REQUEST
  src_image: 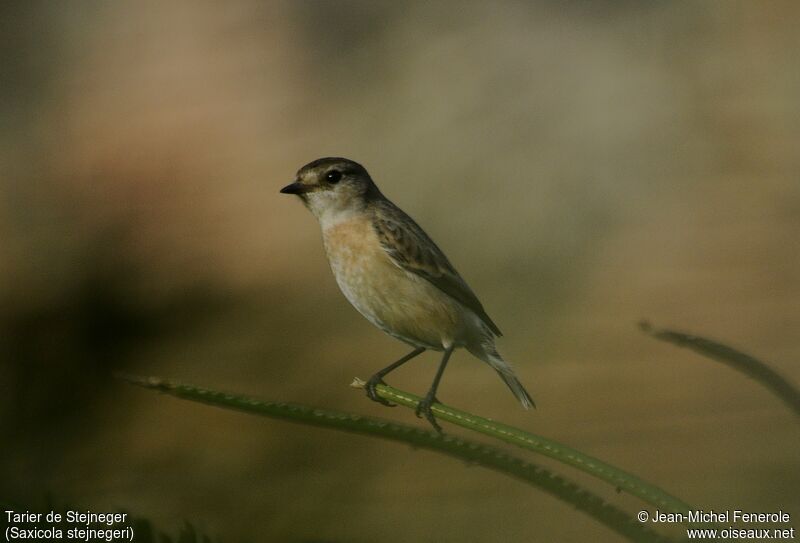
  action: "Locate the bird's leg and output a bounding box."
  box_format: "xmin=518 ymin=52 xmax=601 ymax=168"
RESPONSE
xmin=415 ymin=346 xmax=454 ymax=434
xmin=365 ymin=347 xmax=425 ymax=406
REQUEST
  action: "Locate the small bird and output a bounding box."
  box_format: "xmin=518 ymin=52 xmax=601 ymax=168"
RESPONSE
xmin=281 ymin=157 xmax=534 ymax=432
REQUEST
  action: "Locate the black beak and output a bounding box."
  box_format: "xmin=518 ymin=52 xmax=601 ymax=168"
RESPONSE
xmin=279 ymin=181 xmax=308 ymax=194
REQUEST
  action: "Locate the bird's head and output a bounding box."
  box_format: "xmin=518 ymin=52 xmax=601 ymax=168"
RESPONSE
xmin=280 ymin=157 xmax=381 ymax=223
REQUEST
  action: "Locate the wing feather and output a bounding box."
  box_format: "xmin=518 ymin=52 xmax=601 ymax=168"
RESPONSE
xmin=371 ymin=200 xmax=502 ymax=336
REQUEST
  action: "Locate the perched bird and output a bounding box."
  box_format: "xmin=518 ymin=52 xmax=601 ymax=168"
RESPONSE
xmin=281 ymin=157 xmax=534 ymax=432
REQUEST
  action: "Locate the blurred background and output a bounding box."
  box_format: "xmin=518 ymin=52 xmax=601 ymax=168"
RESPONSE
xmin=2 ymin=1 xmax=798 ymax=541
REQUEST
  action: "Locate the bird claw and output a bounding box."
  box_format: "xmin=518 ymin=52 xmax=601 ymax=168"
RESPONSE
xmin=415 ymin=396 xmax=443 ymax=434
xmin=365 ymin=375 xmax=396 ymax=407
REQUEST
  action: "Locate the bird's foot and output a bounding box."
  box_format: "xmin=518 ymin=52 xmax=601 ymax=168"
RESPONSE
xmin=415 ymin=395 xmax=443 ymax=434
xmin=364 ymin=374 xmax=396 ymax=407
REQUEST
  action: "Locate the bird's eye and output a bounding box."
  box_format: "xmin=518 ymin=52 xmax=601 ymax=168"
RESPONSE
xmin=326 ymin=170 xmax=342 ymax=184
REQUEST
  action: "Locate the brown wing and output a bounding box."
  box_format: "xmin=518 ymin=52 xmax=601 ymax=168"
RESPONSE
xmin=371 ymin=200 xmax=502 ymax=337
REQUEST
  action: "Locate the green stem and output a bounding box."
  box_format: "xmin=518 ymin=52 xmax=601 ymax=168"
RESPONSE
xmin=640 ymin=321 xmax=800 ymax=418
xmin=121 ymin=375 xmax=675 ymax=543
xmin=354 ymin=379 xmax=692 ymax=516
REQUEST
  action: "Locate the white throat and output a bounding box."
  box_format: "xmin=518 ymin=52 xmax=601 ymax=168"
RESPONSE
xmin=304 ymin=191 xmax=366 ymax=230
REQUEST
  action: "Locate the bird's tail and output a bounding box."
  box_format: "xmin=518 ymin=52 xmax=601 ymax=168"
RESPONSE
xmin=496 ymin=370 xmax=536 ymax=409
xmin=469 ymin=344 xmax=535 ymax=409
